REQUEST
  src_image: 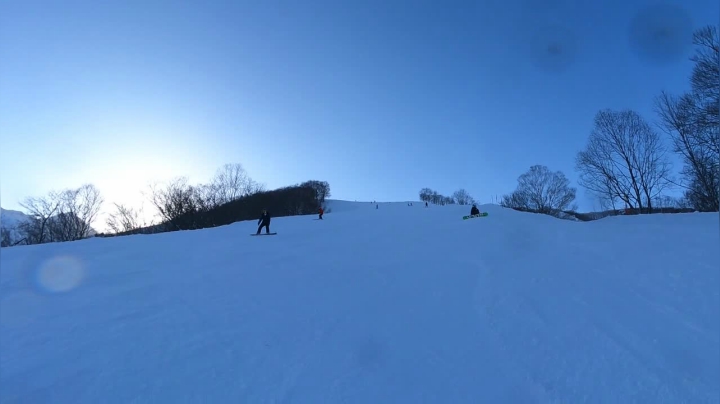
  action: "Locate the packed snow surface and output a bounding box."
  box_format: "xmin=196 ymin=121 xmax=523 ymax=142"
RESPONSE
xmin=1 ymin=201 xmax=718 ymax=403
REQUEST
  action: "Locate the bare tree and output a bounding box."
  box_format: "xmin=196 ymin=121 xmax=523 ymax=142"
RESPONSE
xmin=1 ymin=226 xmax=12 ymax=247
xmin=502 ymin=165 xmax=577 ymax=214
xmin=148 ymin=177 xmax=193 ymax=229
xmin=653 ymin=195 xmax=683 ymax=211
xmin=18 ymin=194 xmax=61 ymax=244
xmin=419 ymin=187 xmax=462 ymax=205
xmin=248 ymin=181 xmax=265 ymax=195
xmin=196 ymin=183 xmax=224 ymax=210
xmin=576 ymin=109 xmax=672 ymax=213
xmin=210 ymin=163 xmax=264 ymax=205
xmin=300 ymin=180 xmax=331 ymax=206
xmin=501 ymin=190 xmax=530 ymax=210
xmin=45 ymin=184 xmax=104 ymax=241
xmin=106 ymin=203 xmax=147 ymax=234
xmin=14 ymin=185 xmax=102 ymax=244
xmin=656 ymin=92 xmax=719 ymax=211
xmin=689 ymin=26 xmax=719 ymax=133
xmin=593 ymin=175 xmax=621 ymax=211
xmin=452 ymin=189 xmax=475 ymax=205
xmin=147 ymin=177 xmax=213 ymax=230
xmin=419 ymin=188 xmax=434 ymax=202
xmin=654 ymin=25 xmax=719 ymax=212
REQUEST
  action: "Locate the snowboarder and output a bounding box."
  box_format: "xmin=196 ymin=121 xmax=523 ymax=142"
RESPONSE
xmin=256 ymin=209 xmax=271 ymax=234
xmin=318 ymin=207 xmax=324 ymax=220
xmin=470 ymin=205 xmax=480 ymax=216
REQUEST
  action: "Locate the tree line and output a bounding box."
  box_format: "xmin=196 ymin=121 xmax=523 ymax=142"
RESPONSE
xmin=1 ymin=184 xmax=104 ymax=246
xmin=1 ymin=163 xmax=331 ymax=246
xmin=418 ymin=188 xmax=475 ymax=206
xmin=501 ymin=25 xmax=718 ymax=217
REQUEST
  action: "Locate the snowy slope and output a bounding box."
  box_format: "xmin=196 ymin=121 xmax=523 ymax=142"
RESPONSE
xmin=1 ymin=202 xmax=718 ymax=402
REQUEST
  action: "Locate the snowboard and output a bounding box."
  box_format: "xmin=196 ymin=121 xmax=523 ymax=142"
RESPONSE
xmin=463 ymin=212 xmax=488 ymax=220
xmin=251 ymin=233 xmax=277 ymax=236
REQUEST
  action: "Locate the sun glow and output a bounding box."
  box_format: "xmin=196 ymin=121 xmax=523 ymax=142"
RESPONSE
xmin=75 ymin=125 xmax=215 ymax=232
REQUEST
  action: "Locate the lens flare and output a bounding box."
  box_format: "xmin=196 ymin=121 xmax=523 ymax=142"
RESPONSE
xmin=36 ymin=255 xmax=85 ymax=293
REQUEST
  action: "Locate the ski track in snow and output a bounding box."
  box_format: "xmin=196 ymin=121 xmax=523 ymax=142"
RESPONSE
xmin=1 ymin=201 xmax=718 ymax=403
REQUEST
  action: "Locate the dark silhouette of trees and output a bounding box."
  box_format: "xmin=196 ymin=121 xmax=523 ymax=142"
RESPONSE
xmin=452 ymin=189 xmax=475 ymax=205
xmin=106 ymin=203 xmax=149 ymax=234
xmin=419 ymin=187 xmax=474 ymax=205
xmin=208 ymin=163 xmax=265 ymax=206
xmin=654 ymin=26 xmax=719 ymax=212
xmin=300 ymin=180 xmax=331 ymax=207
xmin=502 ymin=165 xmax=577 ymax=214
xmin=15 ymin=184 xmax=103 ymax=244
xmin=576 ymin=109 xmax=672 ymax=213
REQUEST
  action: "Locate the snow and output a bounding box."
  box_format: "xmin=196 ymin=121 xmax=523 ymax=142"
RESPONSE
xmin=1 ymin=201 xmax=718 ymax=402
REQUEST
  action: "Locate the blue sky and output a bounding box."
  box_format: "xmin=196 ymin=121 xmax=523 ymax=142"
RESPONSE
xmin=1 ymin=0 xmax=717 ymax=218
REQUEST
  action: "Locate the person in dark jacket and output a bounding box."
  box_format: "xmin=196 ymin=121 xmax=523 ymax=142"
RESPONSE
xmin=470 ymin=205 xmax=480 ymax=216
xmin=257 ymin=209 xmax=271 ymax=234
xmin=318 ymin=207 xmax=324 ymax=220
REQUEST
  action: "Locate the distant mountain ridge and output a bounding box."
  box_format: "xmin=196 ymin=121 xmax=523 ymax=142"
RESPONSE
xmin=0 ymin=208 xmax=29 ymax=228
xmin=1 ymin=207 xmax=98 ymax=247
xmin=1 ymin=208 xmax=30 ymax=246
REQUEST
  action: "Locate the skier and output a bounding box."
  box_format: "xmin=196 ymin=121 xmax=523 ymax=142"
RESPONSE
xmin=256 ymin=209 xmax=271 ymax=234
xmin=470 ymin=204 xmax=480 ymax=216
xmin=425 ymin=201 xmax=428 ymax=208
xmin=318 ymin=207 xmax=324 ymax=220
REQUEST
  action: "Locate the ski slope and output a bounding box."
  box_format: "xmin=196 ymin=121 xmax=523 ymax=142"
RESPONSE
xmin=1 ymin=201 xmax=718 ymax=403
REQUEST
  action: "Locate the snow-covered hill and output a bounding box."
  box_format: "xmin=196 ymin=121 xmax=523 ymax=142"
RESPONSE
xmin=0 ymin=207 xmax=29 ymax=229
xmin=1 ymin=201 xmax=718 ymax=402
xmin=1 ymin=208 xmax=29 ymax=245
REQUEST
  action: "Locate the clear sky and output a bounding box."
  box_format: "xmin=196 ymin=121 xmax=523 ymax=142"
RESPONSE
xmin=1 ymin=0 xmax=718 ymax=221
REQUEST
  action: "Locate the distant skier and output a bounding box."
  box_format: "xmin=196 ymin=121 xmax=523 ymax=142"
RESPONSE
xmin=256 ymin=209 xmax=271 ymax=234
xmin=318 ymin=207 xmax=324 ymax=220
xmin=470 ymin=205 xmax=480 ymax=216
xmin=425 ymin=202 xmax=428 ymax=208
